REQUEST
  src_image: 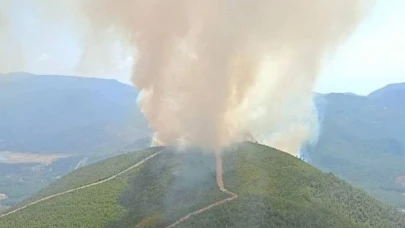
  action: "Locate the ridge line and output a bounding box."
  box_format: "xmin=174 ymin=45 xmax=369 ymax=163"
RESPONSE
xmin=0 ymin=151 xmax=162 ymax=218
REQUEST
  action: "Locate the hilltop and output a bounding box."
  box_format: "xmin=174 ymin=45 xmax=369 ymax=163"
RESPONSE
xmin=0 ymin=143 xmax=403 ymax=228
xmin=309 ymin=82 xmax=405 ymax=208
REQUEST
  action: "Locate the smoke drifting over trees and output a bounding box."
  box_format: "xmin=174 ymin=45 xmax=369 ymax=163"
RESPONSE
xmin=1 ymin=0 xmax=372 ymax=155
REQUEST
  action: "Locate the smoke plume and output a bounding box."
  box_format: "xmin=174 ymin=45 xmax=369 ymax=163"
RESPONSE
xmin=0 ymin=0 xmax=23 ymax=73
xmin=74 ymin=0 xmax=371 ymax=155
xmin=1 ymin=1 xmax=372 ymax=155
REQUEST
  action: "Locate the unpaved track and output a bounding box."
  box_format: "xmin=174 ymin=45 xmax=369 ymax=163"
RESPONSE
xmin=0 ymin=152 xmax=162 ymax=219
xmin=74 ymin=157 xmax=88 ymax=170
xmin=166 ymin=150 xmax=239 ymax=228
xmin=1 ymin=149 xmax=238 ymax=226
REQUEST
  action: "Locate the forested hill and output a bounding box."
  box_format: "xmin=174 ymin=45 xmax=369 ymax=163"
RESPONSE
xmin=0 ymin=73 xmax=152 ymax=208
xmin=309 ymin=82 xmax=405 ymax=209
xmin=1 ymin=143 xmax=404 ymax=228
xmin=0 ymin=72 xmax=150 ymax=154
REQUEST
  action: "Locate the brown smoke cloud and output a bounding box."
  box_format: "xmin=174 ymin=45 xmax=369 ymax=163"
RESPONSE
xmin=1 ymin=0 xmax=372 ymax=155
xmin=74 ymin=0 xmax=371 ymax=155
xmin=0 ymin=0 xmax=23 ymax=73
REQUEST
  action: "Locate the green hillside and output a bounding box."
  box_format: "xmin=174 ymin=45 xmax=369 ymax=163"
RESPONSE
xmin=0 ymin=72 xmax=150 ymax=208
xmin=309 ymin=89 xmax=405 ymax=209
xmin=1 ymin=143 xmax=404 ymax=228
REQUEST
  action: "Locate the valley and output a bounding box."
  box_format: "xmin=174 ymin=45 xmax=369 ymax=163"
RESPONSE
xmin=0 ymin=155 xmax=90 ymax=207
xmin=0 ymin=151 xmax=161 ymax=218
xmin=0 ymin=147 xmax=241 ymax=227
xmin=0 ymin=73 xmax=150 ymax=207
xmin=309 ymin=84 xmax=405 ymax=208
xmin=0 ymin=151 xmax=71 ymax=165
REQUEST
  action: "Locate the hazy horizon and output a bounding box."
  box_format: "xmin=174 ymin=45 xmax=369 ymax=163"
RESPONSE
xmin=1 ymin=1 xmax=404 ymax=96
xmin=0 ymin=71 xmax=401 ymax=97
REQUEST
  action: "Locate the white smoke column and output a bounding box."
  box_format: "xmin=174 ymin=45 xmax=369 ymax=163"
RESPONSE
xmin=0 ymin=0 xmax=23 ymax=73
xmin=74 ymin=0 xmax=372 ymax=155
xmin=1 ymin=1 xmax=372 ymax=154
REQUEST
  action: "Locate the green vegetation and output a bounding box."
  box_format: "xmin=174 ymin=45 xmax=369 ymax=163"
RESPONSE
xmin=310 ymin=90 xmax=405 ymax=208
xmin=0 ymin=73 xmax=151 ymax=207
xmin=0 ymin=137 xmax=152 ymax=208
xmin=108 ymin=149 xmax=227 ymax=227
xmin=225 ymin=143 xmax=404 ymax=227
xmin=23 ymin=147 xmax=161 ymax=204
xmin=179 ymin=143 xmax=405 ymax=228
xmin=1 ymin=143 xmax=404 ymax=228
xmin=1 ymin=176 xmax=127 ymax=228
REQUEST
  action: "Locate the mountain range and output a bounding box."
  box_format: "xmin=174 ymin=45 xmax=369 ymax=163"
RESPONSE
xmin=0 ymin=72 xmax=149 ymax=154
xmin=1 ymin=72 xmax=405 ymax=219
xmin=0 ymin=73 xmax=150 ymax=207
xmin=309 ymin=82 xmax=405 ymax=209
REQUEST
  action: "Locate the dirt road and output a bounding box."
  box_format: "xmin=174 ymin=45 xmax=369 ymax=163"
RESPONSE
xmin=0 ymin=152 xmax=162 ymax=219
xmin=166 ymin=150 xmax=238 ymax=228
xmin=1 ymin=148 xmax=238 ymax=227
xmin=74 ymin=157 xmax=88 ymax=170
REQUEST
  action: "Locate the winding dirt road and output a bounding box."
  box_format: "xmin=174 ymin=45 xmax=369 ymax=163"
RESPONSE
xmin=166 ymin=150 xmax=239 ymax=228
xmin=1 ymin=148 xmax=238 ymax=227
xmin=0 ymin=152 xmax=162 ymax=219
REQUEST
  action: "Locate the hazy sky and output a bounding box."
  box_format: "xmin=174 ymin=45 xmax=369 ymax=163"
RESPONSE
xmin=316 ymin=0 xmax=405 ymax=95
xmin=2 ymin=0 xmax=404 ymax=95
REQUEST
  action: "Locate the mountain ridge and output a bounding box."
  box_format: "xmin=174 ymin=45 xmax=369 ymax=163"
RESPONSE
xmin=0 ymin=72 xmax=149 ymax=154
xmin=308 ymin=82 xmax=405 ymax=209
xmin=0 ymin=72 xmax=150 ymax=207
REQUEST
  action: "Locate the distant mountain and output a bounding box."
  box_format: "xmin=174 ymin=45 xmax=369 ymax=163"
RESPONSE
xmin=369 ymin=83 xmax=405 ymax=107
xmin=1 ymin=143 xmax=404 ymax=228
xmin=0 ymin=73 xmax=151 ymax=207
xmin=0 ymin=72 xmax=150 ymax=154
xmin=309 ymin=82 xmax=405 ymax=209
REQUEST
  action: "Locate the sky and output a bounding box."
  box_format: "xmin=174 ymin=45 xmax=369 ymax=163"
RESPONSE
xmin=316 ymin=0 xmax=405 ymax=95
xmin=1 ymin=0 xmax=404 ymax=95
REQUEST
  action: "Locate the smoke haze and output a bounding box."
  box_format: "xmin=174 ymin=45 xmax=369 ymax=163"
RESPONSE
xmin=1 ymin=0 xmax=372 ymax=155
xmin=0 ymin=0 xmax=22 ymax=73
